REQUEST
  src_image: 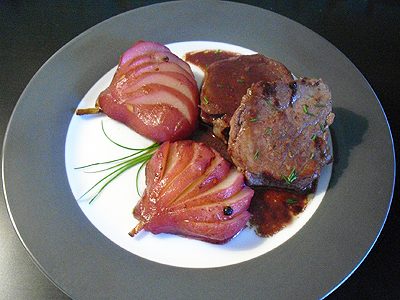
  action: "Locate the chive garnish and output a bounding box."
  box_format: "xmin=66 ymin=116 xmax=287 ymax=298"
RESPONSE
xmin=237 ymin=78 xmax=245 ymax=83
xmin=249 ymin=117 xmax=258 ymax=122
xmin=254 ymin=149 xmax=260 ymax=160
xmin=76 ymin=121 xmax=159 ymax=203
xmin=286 ymin=198 xmax=298 ymax=205
xmin=311 ymin=134 xmax=317 ymax=141
xmin=135 ymin=160 xmax=148 ymax=197
xmin=302 ymin=104 xmax=314 ymax=116
xmin=282 ymin=167 xmax=297 ymax=184
xmin=203 ymin=96 xmax=209 ymax=104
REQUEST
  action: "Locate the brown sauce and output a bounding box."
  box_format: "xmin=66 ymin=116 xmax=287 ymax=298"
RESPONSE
xmin=185 ymin=49 xmax=292 ymax=123
xmin=191 ymin=122 xmax=231 ymax=163
xmin=249 ymin=188 xmax=308 ymax=237
xmin=191 ymin=122 xmax=310 ymax=237
xmin=184 ymin=49 xmax=239 ymax=71
xmin=186 ymin=49 xmax=310 ymax=238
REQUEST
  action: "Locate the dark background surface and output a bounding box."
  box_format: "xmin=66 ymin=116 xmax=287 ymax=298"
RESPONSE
xmin=0 ymin=0 xmax=398 ymax=299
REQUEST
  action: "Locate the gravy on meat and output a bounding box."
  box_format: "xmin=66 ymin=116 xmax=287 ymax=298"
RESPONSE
xmin=187 ymin=50 xmax=328 ymax=237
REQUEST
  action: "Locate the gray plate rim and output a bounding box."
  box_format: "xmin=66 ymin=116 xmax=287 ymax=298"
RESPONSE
xmin=1 ymin=1 xmax=396 ymax=299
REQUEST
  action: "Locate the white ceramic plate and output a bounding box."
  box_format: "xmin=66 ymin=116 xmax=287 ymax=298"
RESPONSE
xmin=65 ymin=41 xmax=332 ymax=268
xmin=2 ymin=2 xmax=395 ymax=299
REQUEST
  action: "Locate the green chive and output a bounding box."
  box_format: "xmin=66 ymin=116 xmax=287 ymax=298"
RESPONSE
xmin=311 ymin=134 xmax=317 ymax=141
xmin=254 ymin=150 xmax=260 ymax=160
xmin=286 ymin=198 xmax=298 ymax=205
xmin=76 ymin=123 xmax=159 ymax=202
xmin=249 ymin=117 xmax=258 ymax=122
xmin=203 ymin=96 xmax=209 ymax=104
xmin=101 ymin=121 xmax=149 ymax=150
xmin=237 ymin=78 xmax=245 ymax=83
xmin=302 ymin=104 xmax=314 ymax=116
xmin=136 ymin=160 xmax=147 ymax=197
xmin=282 ymin=167 xmax=297 ymax=184
xmin=85 ymin=153 xmax=153 ymax=204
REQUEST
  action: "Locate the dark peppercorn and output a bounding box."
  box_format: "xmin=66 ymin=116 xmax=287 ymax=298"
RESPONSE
xmin=223 ymin=206 xmax=234 ymax=216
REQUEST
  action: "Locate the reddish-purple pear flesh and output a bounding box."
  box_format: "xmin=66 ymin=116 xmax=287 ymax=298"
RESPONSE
xmin=130 ymin=140 xmax=254 ymax=244
xmin=78 ymin=41 xmax=199 ymax=142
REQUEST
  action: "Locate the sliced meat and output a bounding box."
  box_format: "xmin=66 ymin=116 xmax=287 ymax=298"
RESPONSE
xmin=200 ymin=54 xmax=293 ymax=141
xmin=228 ymin=78 xmax=335 ymax=192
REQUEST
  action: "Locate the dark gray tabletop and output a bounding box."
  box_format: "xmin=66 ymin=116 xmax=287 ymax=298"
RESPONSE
xmin=1 ymin=1 xmax=398 ymax=299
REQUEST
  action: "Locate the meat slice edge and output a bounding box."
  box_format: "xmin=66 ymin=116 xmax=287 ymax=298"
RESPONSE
xmin=199 ymin=54 xmax=293 ymax=141
xmin=228 ymin=78 xmax=335 ymax=192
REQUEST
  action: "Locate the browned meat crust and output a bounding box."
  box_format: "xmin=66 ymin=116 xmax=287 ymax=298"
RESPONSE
xmin=200 ymin=54 xmax=293 ymax=141
xmin=228 ymin=78 xmax=335 ymax=192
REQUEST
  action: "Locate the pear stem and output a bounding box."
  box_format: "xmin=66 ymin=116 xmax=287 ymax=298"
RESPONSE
xmin=76 ymin=107 xmax=101 ymax=115
xmin=128 ymin=221 xmax=145 ymax=237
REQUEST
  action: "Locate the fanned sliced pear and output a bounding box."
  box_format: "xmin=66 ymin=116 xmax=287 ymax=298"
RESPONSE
xmin=130 ymin=140 xmax=254 ymax=244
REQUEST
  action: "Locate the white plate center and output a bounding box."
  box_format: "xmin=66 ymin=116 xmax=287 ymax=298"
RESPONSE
xmin=65 ymin=41 xmax=331 ymax=268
